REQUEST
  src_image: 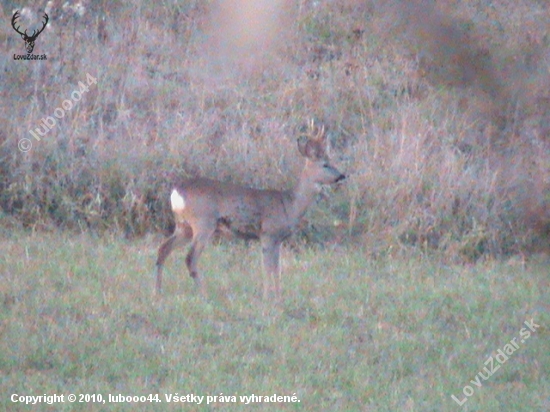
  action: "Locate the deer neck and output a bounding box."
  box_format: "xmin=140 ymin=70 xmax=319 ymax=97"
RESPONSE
xmin=288 ymin=172 xmax=320 ymax=223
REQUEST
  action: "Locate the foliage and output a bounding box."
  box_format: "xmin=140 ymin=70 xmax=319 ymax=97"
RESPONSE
xmin=1 ymin=0 xmax=549 ymax=258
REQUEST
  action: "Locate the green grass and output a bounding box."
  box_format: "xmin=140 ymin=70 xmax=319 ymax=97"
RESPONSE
xmin=0 ymin=232 xmax=548 ymax=411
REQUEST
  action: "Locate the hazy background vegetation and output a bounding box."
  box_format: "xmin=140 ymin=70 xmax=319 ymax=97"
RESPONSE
xmin=1 ymin=0 xmax=549 ymax=259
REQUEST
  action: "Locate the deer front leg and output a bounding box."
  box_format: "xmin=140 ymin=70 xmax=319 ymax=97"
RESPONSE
xmin=261 ymin=236 xmax=282 ymax=301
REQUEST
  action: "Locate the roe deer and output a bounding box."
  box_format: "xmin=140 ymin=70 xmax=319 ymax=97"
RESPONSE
xmin=155 ymin=128 xmax=345 ymax=300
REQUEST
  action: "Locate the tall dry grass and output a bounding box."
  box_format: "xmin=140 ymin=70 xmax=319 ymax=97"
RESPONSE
xmin=0 ymin=0 xmax=548 ymax=258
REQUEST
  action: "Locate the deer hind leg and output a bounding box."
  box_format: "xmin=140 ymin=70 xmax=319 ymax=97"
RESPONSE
xmin=261 ymin=236 xmax=282 ymax=301
xmin=185 ymin=223 xmax=216 ymax=297
xmin=155 ymin=223 xmax=193 ymax=293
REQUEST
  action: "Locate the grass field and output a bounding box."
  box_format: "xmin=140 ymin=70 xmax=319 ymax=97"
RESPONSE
xmin=0 ymin=232 xmax=548 ymax=411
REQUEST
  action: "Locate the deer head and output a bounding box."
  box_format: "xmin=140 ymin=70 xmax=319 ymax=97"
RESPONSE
xmin=12 ymin=11 xmax=49 ymax=54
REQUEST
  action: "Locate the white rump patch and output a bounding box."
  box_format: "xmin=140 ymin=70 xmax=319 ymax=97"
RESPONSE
xmin=170 ymin=189 xmax=185 ymax=212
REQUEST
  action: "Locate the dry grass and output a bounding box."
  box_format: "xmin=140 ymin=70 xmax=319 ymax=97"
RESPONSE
xmin=0 ymin=1 xmax=549 ymax=256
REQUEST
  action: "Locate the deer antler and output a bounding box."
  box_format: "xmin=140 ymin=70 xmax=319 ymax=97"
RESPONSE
xmin=11 ymin=11 xmax=25 ymax=37
xmin=307 ymin=118 xmax=325 ymax=141
xmin=29 ymin=13 xmax=49 ymax=40
xmin=11 ymin=11 xmax=48 ymax=40
xmin=316 ymin=124 xmax=325 ymax=141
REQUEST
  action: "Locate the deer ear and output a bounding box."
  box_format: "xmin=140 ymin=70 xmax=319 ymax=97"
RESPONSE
xmin=298 ymin=136 xmax=325 ymax=159
xmin=297 ymin=135 xmax=309 ymax=157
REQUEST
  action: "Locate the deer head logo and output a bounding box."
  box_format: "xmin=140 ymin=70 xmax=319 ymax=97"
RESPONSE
xmin=11 ymin=11 xmax=49 ymax=54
